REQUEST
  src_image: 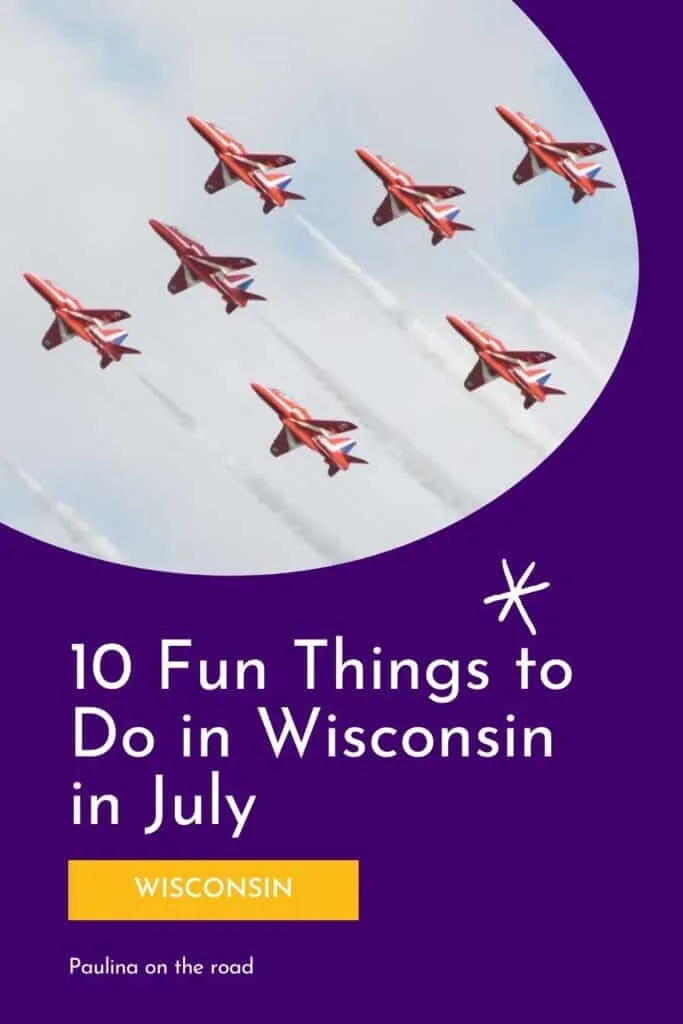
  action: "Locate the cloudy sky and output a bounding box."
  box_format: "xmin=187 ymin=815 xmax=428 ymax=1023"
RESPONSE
xmin=0 ymin=0 xmax=638 ymax=574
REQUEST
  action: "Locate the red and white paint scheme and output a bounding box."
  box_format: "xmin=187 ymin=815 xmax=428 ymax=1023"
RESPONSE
xmin=187 ymin=116 xmax=304 ymax=214
xmin=496 ymin=105 xmax=615 ymax=204
xmin=250 ymin=383 xmax=368 ymax=477
xmin=355 ymin=148 xmax=473 ymax=246
xmin=23 ymin=273 xmax=139 ymax=370
xmin=446 ymin=313 xmax=565 ymax=410
xmin=149 ymin=220 xmax=265 ymax=315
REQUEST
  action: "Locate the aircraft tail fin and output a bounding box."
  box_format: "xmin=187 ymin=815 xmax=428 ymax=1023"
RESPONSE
xmin=99 ymin=342 xmax=140 ymax=370
xmin=262 ymin=170 xmax=292 ymax=186
xmin=323 ymin=434 xmax=367 ymax=476
xmin=537 ymin=371 xmax=565 ymax=395
xmin=225 ymin=291 xmax=267 ymax=314
xmin=430 ymin=203 xmax=474 ymax=244
xmin=524 ymin=376 xmax=566 ymax=409
xmin=572 ymin=162 xmax=615 ymax=202
xmin=262 ymin=181 xmax=304 ymax=213
xmin=432 ymin=202 xmax=462 ymax=223
xmin=327 ymin=453 xmax=368 ymax=477
xmin=575 ymin=160 xmax=606 ymax=177
xmin=431 ymin=223 xmax=473 ymax=245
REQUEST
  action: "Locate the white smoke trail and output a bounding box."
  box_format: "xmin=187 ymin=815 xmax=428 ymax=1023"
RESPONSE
xmin=1 ymin=456 xmax=124 ymax=562
xmin=295 ymin=215 xmax=558 ymax=457
xmin=135 ymin=373 xmax=349 ymax=565
xmin=257 ymin=315 xmax=475 ymax=514
xmin=469 ymin=248 xmax=607 ymax=382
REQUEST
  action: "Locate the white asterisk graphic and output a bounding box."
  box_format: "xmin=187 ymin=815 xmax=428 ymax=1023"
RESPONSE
xmin=483 ymin=559 xmax=550 ymax=636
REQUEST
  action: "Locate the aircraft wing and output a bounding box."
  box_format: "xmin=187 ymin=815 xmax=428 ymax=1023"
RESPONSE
xmin=504 ymin=350 xmax=556 ymax=365
xmin=41 ymin=318 xmax=73 ymax=350
xmin=554 ymin=141 xmax=606 ymax=156
xmin=270 ymin=426 xmax=303 ymax=457
xmin=205 ymin=255 xmax=256 ymax=270
xmin=306 ymin=418 xmax=358 ymax=434
xmin=78 ymin=308 xmax=130 ymax=323
xmin=464 ymin=359 xmax=497 ymax=391
xmin=168 ymin=265 xmax=199 ymax=294
xmin=205 ymin=161 xmax=237 ymax=193
xmin=513 ymin=151 xmax=548 ymax=185
xmin=412 ymin=184 xmax=464 ymax=199
xmin=245 ymin=153 xmax=295 ymax=168
xmin=372 ymin=194 xmax=407 ymax=226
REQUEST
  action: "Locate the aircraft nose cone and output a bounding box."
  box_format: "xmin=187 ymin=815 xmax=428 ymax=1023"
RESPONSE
xmin=23 ymin=271 xmax=43 ymax=293
xmin=446 ymin=313 xmax=466 ymax=333
xmin=187 ymin=114 xmax=205 ymax=134
xmin=355 ymin=148 xmax=372 ymax=166
xmin=148 ymin=219 xmax=171 ymax=241
xmin=250 ymin=382 xmax=272 ymax=404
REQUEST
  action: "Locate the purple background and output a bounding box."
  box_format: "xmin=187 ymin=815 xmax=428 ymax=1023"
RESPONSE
xmin=4 ymin=2 xmax=676 ymax=1019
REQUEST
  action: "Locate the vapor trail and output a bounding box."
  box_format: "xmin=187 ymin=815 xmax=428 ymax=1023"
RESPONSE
xmin=295 ymin=215 xmax=557 ymax=457
xmin=469 ymin=248 xmax=607 ymax=382
xmin=257 ymin=314 xmax=474 ymax=514
xmin=135 ymin=373 xmax=348 ymax=565
xmin=1 ymin=456 xmax=123 ymax=562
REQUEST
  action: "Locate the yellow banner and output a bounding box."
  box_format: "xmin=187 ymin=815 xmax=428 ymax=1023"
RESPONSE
xmin=68 ymin=859 xmax=359 ymax=921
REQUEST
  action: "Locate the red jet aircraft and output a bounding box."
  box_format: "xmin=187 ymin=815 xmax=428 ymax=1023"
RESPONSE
xmin=187 ymin=116 xmax=304 ymax=214
xmin=251 ymin=384 xmax=368 ymax=477
xmin=149 ymin=220 xmax=265 ymax=314
xmin=23 ymin=273 xmax=139 ymax=369
xmin=355 ymin=148 xmax=473 ymax=245
xmin=496 ymin=105 xmax=615 ymax=204
xmin=446 ymin=313 xmax=565 ymax=410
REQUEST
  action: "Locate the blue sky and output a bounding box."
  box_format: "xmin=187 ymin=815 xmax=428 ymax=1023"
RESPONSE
xmin=22 ymin=0 xmax=158 ymax=88
xmin=0 ymin=0 xmax=638 ymax=573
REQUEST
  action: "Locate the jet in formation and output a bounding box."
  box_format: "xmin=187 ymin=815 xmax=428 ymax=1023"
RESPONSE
xmin=149 ymin=220 xmax=265 ymax=314
xmin=188 ymin=116 xmax=304 ymax=214
xmin=446 ymin=314 xmax=565 ymax=410
xmin=23 ymin=273 xmax=139 ymax=369
xmin=251 ymin=384 xmax=368 ymax=477
xmin=496 ymin=106 xmax=615 ymax=204
xmin=356 ymin=148 xmax=473 ymax=246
